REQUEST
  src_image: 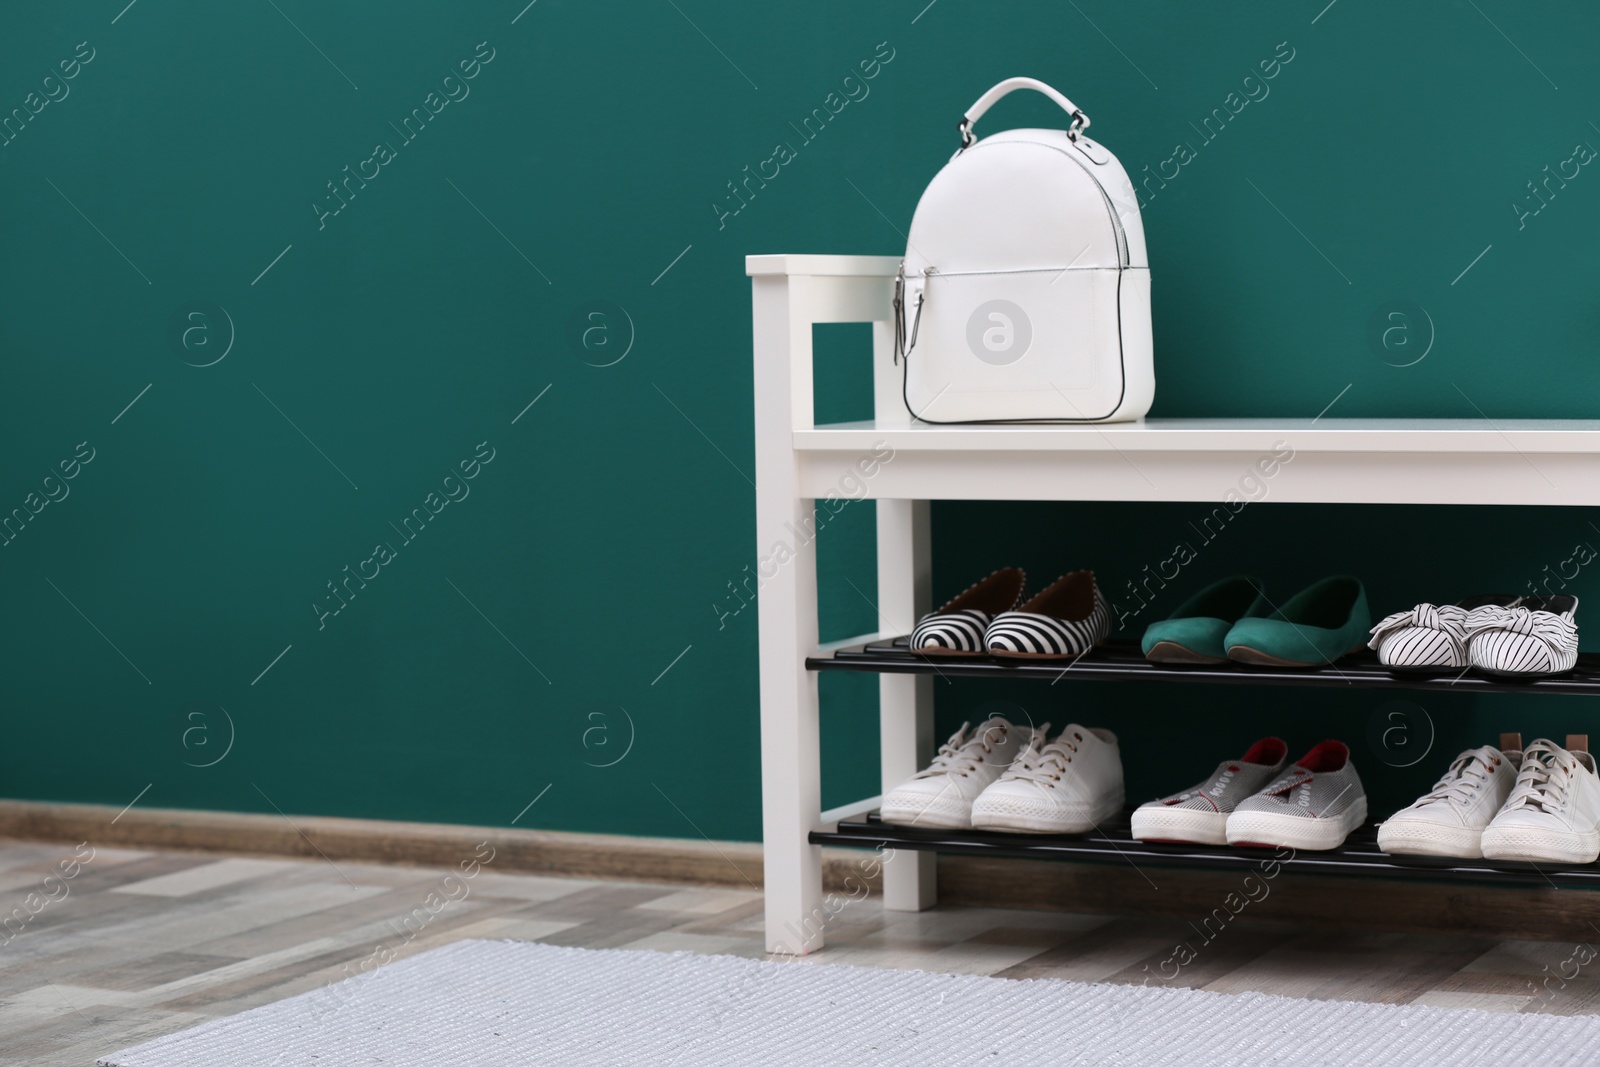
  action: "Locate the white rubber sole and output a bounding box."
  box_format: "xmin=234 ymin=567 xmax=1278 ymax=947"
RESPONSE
xmin=970 ymin=791 xmax=1124 ymax=835
xmin=879 ymin=793 xmax=972 ymax=831
xmin=1376 ymin=817 xmax=1484 ymax=858
xmin=1225 ymin=797 xmax=1368 ymax=851
xmin=1130 ymin=805 xmax=1228 ymax=846
xmin=1481 ymin=824 xmax=1600 ymax=864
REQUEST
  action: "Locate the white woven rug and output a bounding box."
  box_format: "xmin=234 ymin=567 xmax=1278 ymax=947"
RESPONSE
xmin=100 ymin=939 xmax=1600 ymax=1066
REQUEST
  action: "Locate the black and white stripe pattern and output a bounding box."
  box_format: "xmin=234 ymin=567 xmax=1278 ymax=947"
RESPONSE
xmin=909 ymin=567 xmax=1027 ymax=654
xmin=1467 ymin=602 xmax=1579 ymax=676
xmin=911 ymin=609 xmax=992 ymax=653
xmin=1369 ymin=603 xmax=1470 ymax=669
xmin=985 ymin=583 xmax=1111 ymax=657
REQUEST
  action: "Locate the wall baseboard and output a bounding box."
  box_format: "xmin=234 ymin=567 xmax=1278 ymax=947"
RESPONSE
xmin=0 ymin=800 xmax=868 ymax=893
xmin=0 ymin=801 xmax=1587 ymax=941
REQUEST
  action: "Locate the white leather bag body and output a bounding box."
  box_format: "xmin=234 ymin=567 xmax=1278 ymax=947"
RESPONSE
xmin=897 ymin=78 xmax=1154 ymax=423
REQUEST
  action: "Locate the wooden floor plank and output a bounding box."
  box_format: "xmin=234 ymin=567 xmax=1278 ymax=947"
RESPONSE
xmin=3 ymin=838 xmax=1599 ymax=1064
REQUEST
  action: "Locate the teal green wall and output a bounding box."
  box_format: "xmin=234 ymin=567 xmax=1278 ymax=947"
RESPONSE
xmin=1 ymin=1 xmax=1596 ymax=840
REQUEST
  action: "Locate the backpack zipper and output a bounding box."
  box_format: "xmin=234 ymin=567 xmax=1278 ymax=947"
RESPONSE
xmin=893 ymin=266 xmax=932 ymax=363
xmin=1057 ymin=146 xmax=1128 ymax=267
xmin=960 ymin=139 xmax=1129 ymax=268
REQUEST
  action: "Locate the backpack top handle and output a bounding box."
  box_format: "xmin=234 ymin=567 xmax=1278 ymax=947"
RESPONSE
xmin=958 ymin=77 xmax=1090 ymax=148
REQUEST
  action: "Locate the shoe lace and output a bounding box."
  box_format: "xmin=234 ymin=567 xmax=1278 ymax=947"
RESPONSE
xmin=1503 ymin=740 xmax=1572 ymax=815
xmin=913 ymin=720 xmax=1004 ymax=779
xmin=1004 ymin=727 xmax=1081 ymax=787
xmin=1413 ymin=749 xmax=1500 ymax=808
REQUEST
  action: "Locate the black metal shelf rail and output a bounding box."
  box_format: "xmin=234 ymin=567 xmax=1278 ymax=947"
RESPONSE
xmin=808 ymin=638 xmax=1600 ymax=697
xmin=812 ymin=813 xmax=1600 ymax=889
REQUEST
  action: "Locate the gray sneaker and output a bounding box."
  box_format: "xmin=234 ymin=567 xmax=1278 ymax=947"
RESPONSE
xmin=1131 ymin=738 xmax=1289 ymax=845
xmin=1225 ymin=740 xmax=1368 ymax=851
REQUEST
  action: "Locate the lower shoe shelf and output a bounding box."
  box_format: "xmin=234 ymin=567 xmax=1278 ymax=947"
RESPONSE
xmin=811 ymin=813 xmax=1600 ymax=889
xmin=808 ymin=637 xmax=1600 ymax=696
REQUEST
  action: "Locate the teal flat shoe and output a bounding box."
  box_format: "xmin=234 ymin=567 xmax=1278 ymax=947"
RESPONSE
xmin=1224 ymin=576 xmax=1371 ymax=668
xmin=1143 ymin=576 xmax=1268 ymax=664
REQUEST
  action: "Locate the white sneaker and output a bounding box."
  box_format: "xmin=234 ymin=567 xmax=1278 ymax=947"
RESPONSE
xmin=1377 ymin=735 xmax=1522 ymax=858
xmin=1481 ymin=736 xmax=1600 ymax=864
xmin=880 ymin=717 xmax=1028 ymax=829
xmin=1225 ymin=740 xmax=1367 ymax=851
xmin=969 ymin=724 xmax=1123 ymax=834
xmin=1130 ymin=738 xmax=1289 ymax=845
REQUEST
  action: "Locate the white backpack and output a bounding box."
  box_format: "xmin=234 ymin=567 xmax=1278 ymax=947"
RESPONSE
xmin=896 ymin=77 xmax=1154 ymax=423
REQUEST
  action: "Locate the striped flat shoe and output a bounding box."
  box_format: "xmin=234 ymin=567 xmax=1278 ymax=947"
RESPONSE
xmin=1466 ymin=595 xmax=1579 ymax=677
xmin=909 ymin=567 xmax=1026 ymax=656
xmin=1368 ymin=594 xmax=1519 ymax=672
xmin=985 ymin=570 xmax=1111 ymax=659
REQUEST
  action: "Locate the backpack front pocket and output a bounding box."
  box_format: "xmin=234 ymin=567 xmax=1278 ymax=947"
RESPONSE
xmin=903 ymin=267 xmax=1131 ymax=423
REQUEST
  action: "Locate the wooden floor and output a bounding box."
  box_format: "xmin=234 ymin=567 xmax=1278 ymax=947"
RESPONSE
xmin=3 ymin=841 xmax=1597 ymax=1066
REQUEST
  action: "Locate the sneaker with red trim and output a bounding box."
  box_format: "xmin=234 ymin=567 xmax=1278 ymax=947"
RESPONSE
xmin=1130 ymin=738 xmax=1289 ymax=845
xmin=1225 ymin=740 xmax=1367 ymax=851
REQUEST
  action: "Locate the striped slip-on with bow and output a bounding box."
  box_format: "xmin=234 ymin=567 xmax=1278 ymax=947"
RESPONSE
xmin=1368 ymin=594 xmax=1519 ymax=672
xmin=1466 ymin=595 xmax=1579 ymax=678
xmin=909 ymin=567 xmax=1027 ymax=657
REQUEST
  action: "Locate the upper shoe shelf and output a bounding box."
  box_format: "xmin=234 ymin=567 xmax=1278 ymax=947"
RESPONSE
xmin=809 ymin=636 xmax=1600 ymax=698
